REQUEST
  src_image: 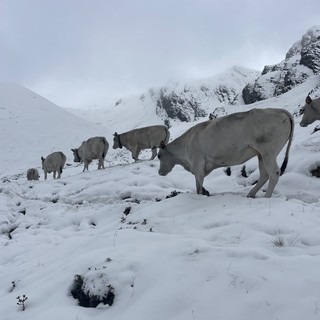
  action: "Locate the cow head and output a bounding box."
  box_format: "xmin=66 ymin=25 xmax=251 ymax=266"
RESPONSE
xmin=112 ymin=132 xmax=122 ymax=149
xmin=71 ymin=148 xmax=81 ymax=163
xmin=158 ymin=143 xmax=176 ymax=176
xmin=300 ymin=96 xmax=319 ymax=127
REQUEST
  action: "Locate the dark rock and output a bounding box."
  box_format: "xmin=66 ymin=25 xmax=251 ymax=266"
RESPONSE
xmin=156 ymin=88 xmax=207 ymax=122
xmin=241 ymin=165 xmax=248 ymax=178
xmin=123 ymin=206 xmax=131 ymax=215
xmin=70 ymin=274 xmax=115 ymax=308
xmin=165 ymin=190 xmax=181 ymax=199
xmin=300 ymin=41 xmax=320 ymax=73
xmin=224 ymin=167 xmax=231 ymax=176
xmin=310 ymin=166 xmax=320 ymax=178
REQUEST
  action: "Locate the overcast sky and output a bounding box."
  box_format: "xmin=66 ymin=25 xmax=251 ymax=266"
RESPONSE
xmin=1 ymin=0 xmax=319 ymax=109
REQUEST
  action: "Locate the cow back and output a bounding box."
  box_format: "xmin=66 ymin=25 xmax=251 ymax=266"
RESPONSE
xmin=79 ymin=136 xmax=108 ymax=161
xmin=43 ymin=152 xmax=66 ymax=171
xmin=121 ymin=125 xmax=169 ymax=149
xmin=169 ymin=108 xmax=292 ymax=168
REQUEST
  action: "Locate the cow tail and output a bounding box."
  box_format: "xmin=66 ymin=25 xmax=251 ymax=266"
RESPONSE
xmin=102 ymin=137 xmax=109 ymax=159
xmin=60 ymin=152 xmax=64 ymax=174
xmin=280 ymin=112 xmax=294 ymax=176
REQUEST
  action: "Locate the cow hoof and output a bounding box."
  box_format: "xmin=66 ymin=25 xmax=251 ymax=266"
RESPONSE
xmin=202 ymin=188 xmax=210 ymax=196
xmin=247 ymin=193 xmax=256 ymax=198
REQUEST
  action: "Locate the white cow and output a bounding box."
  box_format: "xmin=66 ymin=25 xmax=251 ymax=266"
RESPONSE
xmin=113 ymin=125 xmax=170 ymax=161
xmin=299 ymin=96 xmax=320 ymax=127
xmin=41 ymin=152 xmax=67 ymax=180
xmin=158 ymin=108 xmax=294 ymax=198
xmin=72 ymin=136 xmax=109 ymax=171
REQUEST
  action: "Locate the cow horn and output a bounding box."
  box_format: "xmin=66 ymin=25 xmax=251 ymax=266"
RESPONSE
xmin=306 ymin=96 xmax=312 ymax=104
xmin=160 ymin=141 xmax=166 ymax=149
xmin=114 ymin=132 xmax=118 ymax=137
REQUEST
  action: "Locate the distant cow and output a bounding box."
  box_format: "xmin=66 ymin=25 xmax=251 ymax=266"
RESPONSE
xmin=71 ymin=136 xmax=109 ymax=171
xmin=41 ymin=152 xmax=67 ymax=180
xmin=158 ymin=108 xmax=294 ymax=198
xmin=299 ymin=96 xmax=320 ymax=127
xmin=27 ymin=168 xmax=40 ymax=181
xmin=113 ymin=125 xmax=170 ymax=161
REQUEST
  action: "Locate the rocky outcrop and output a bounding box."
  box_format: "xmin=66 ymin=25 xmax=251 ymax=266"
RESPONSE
xmin=114 ymin=66 xmax=258 ymax=123
xmin=243 ymin=26 xmax=320 ymax=104
xmin=152 ymin=66 xmax=259 ymax=122
xmin=70 ymin=274 xmax=115 ymax=308
xmin=156 ymin=87 xmax=207 ymax=122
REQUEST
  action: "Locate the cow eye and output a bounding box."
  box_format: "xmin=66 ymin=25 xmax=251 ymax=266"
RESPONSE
xmin=158 ymin=154 xmax=162 ymax=160
xmin=299 ymin=108 xmax=304 ymax=115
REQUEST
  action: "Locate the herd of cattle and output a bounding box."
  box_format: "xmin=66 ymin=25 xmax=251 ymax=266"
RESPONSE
xmin=26 ymin=95 xmax=320 ymax=198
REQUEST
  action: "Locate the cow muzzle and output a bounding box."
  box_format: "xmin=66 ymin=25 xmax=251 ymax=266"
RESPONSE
xmin=299 ymin=121 xmax=307 ymax=127
xmin=158 ymin=170 xmax=167 ymax=176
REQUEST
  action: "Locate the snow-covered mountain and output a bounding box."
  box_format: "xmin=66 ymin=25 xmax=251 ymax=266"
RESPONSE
xmin=243 ymin=25 xmax=320 ymax=103
xmin=2 ymin=27 xmax=320 ymax=320
xmin=112 ymin=66 xmax=260 ymax=124
xmin=84 ymin=26 xmax=320 ymax=126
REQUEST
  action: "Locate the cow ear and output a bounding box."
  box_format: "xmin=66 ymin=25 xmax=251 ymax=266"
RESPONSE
xmin=160 ymin=141 xmax=166 ymax=149
xmin=41 ymin=156 xmax=45 ymax=161
xmin=306 ymin=96 xmax=312 ymax=104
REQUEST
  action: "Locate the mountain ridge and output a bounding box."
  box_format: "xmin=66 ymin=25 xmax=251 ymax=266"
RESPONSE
xmin=111 ymin=26 xmax=320 ymax=124
xmin=243 ymin=25 xmax=320 ymax=104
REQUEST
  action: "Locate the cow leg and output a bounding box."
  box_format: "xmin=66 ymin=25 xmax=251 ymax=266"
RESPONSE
xmin=262 ymin=156 xmax=280 ymax=198
xmin=201 ymin=187 xmax=210 ymax=196
xmin=99 ymin=158 xmax=105 ymax=169
xmin=150 ymin=147 xmax=157 ymax=160
xmin=83 ymin=161 xmax=89 ymax=171
xmin=44 ymin=171 xmax=47 ymax=180
xmin=247 ymin=156 xmax=269 ymax=198
xmin=195 ymin=170 xmax=210 ymax=196
xmin=53 ymin=171 xmax=56 ymax=179
xmin=132 ymin=148 xmax=140 ymax=161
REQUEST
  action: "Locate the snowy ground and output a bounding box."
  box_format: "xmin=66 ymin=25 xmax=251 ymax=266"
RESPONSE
xmin=1 ymin=79 xmax=320 ymax=320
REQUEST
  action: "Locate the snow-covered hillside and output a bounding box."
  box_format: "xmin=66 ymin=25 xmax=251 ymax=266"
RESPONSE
xmin=2 ymin=68 xmax=320 ymax=320
xmin=0 ymin=83 xmax=109 ymax=176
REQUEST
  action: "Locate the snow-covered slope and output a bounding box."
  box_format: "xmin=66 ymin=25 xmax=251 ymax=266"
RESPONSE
xmin=2 ymin=33 xmax=320 ymax=319
xmin=0 ymin=83 xmax=109 ymax=176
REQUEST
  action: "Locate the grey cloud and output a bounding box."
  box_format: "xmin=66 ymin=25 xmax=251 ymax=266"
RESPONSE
xmin=1 ymin=0 xmax=320 ymax=108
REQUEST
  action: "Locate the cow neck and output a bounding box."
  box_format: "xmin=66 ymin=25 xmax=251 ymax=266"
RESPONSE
xmin=167 ymin=139 xmax=192 ymax=172
xmin=311 ymin=102 xmax=320 ymax=114
xmin=117 ymin=134 xmax=123 ymax=148
xmin=75 ymin=148 xmax=81 ymax=159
